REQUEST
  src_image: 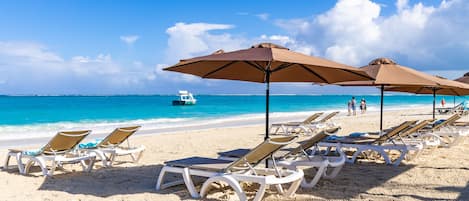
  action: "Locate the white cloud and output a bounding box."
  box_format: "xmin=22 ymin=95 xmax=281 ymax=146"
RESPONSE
xmin=165 ymin=22 xmax=245 ymax=63
xmin=0 ymin=41 xmax=158 ymax=94
xmin=259 ymin=34 xmax=318 ymax=56
xmin=0 ymin=41 xmax=63 ymax=63
xmin=273 ymin=0 xmax=469 ymax=70
xmin=120 ymin=35 xmax=140 ymax=45
xmin=256 ymin=13 xmax=270 ymax=20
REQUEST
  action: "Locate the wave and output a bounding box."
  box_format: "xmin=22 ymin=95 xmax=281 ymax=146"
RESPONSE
xmin=0 ymin=103 xmax=433 ymax=141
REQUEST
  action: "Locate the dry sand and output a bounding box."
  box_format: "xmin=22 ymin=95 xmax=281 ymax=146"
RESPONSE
xmin=1 ymin=109 xmax=469 ymax=201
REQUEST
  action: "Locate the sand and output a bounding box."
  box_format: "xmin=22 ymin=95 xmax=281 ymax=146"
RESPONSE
xmin=1 ymin=109 xmax=469 ymax=201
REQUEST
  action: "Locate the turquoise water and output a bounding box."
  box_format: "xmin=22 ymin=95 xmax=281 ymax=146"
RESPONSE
xmin=0 ymin=94 xmax=466 ymax=140
xmin=0 ymin=95 xmax=466 ymax=126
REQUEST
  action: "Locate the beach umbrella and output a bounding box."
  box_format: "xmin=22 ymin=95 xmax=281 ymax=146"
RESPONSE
xmin=332 ymin=58 xmax=450 ymax=132
xmin=455 ymin=72 xmax=469 ymax=84
xmin=164 ymin=43 xmax=372 ymax=140
xmin=386 ymin=75 xmax=469 ymax=119
xmin=454 ymin=72 xmax=469 ymax=105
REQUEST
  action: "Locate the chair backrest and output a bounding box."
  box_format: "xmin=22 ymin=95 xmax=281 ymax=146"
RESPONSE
xmin=374 ymin=120 xmax=417 ymax=144
xmin=318 ymin=111 xmax=339 ymax=123
xmin=97 ymin=126 xmax=141 ymax=148
xmin=43 ymin=130 xmax=91 ymax=155
xmin=225 ymin=136 xmax=297 ymax=172
xmin=432 ymin=114 xmax=461 ymax=131
xmin=284 ymin=127 xmax=339 ymax=157
xmin=399 ymin=120 xmax=431 ymax=138
xmin=302 ymin=112 xmax=323 ymax=124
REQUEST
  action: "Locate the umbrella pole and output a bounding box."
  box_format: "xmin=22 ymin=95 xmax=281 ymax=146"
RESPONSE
xmin=380 ymin=85 xmax=384 ymax=133
xmin=433 ymin=88 xmax=436 ymax=120
xmin=265 ymin=71 xmax=270 ymax=141
xmin=265 ymin=70 xmax=271 ymax=168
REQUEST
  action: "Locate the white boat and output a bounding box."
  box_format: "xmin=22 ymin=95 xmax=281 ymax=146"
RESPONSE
xmin=172 ymin=90 xmax=197 ymax=106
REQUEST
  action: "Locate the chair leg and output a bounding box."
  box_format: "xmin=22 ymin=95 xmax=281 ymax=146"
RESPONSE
xmin=323 ymin=165 xmax=343 ymax=179
xmin=201 ymin=175 xmax=247 ymax=201
xmin=155 ymin=166 xmax=166 ymax=190
xmin=300 ymin=164 xmax=327 ymax=188
xmin=25 ymin=157 xmax=50 ymax=176
xmin=15 ymin=153 xmax=25 ymax=173
xmin=3 ymin=153 xmax=11 ymax=170
xmin=181 ymin=168 xmax=200 ymax=198
xmin=284 ymin=170 xmax=303 ymax=197
xmin=253 ymin=183 xmax=268 ymax=201
xmin=107 ymin=153 xmax=116 ymax=167
xmin=130 ymin=149 xmax=145 ymax=163
xmin=80 ymin=157 xmax=96 ymax=172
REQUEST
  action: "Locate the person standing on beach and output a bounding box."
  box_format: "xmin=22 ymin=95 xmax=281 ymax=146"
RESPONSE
xmin=441 ymin=98 xmax=446 ymax=107
xmin=351 ymin=97 xmax=357 ymax=116
xmin=360 ymin=98 xmax=367 ymax=114
xmin=347 ymin=100 xmax=352 ymax=116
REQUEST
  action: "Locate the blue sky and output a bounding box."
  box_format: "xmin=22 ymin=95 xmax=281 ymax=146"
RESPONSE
xmin=0 ymin=0 xmax=467 ymax=95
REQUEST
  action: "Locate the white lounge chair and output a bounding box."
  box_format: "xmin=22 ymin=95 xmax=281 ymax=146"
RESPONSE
xmin=3 ymin=130 xmax=95 ymax=176
xmin=305 ymin=111 xmax=340 ymax=134
xmin=270 ymin=112 xmax=323 ymax=135
xmin=395 ymin=119 xmax=441 ymax=148
xmin=318 ymin=121 xmax=424 ymax=166
xmin=420 ymin=114 xmax=463 ymax=147
xmin=217 ymin=128 xmax=345 ymax=188
xmin=155 ymin=136 xmax=304 ymax=201
xmin=81 ymin=126 xmax=145 ymax=167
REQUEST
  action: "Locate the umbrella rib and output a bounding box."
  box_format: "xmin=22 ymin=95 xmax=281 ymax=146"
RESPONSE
xmin=271 ymin=63 xmax=295 ymax=73
xmin=243 ymin=61 xmax=267 ymax=72
xmin=164 ymin=60 xmax=203 ymax=70
xmin=450 ymin=87 xmax=461 ymax=96
xmin=299 ymin=64 xmax=329 ymax=83
xmin=415 ymin=87 xmax=425 ymax=94
xmin=339 ymin=68 xmax=373 ymax=80
xmin=202 ymin=61 xmax=238 ymax=78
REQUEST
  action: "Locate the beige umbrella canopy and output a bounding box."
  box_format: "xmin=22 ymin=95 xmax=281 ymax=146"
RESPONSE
xmin=385 ymin=75 xmax=469 ymax=119
xmin=167 ymin=43 xmax=371 ymax=83
xmin=164 ymin=43 xmax=373 ymax=140
xmin=334 ymin=58 xmax=444 ymax=87
xmin=332 ymin=58 xmax=448 ymax=131
xmin=386 ymin=75 xmax=469 ymax=96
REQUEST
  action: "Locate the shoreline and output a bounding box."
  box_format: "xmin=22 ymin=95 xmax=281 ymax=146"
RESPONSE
xmin=0 ymin=105 xmax=436 ymax=149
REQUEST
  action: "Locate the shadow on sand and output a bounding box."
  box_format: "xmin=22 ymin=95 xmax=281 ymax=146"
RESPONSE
xmin=294 ymin=162 xmax=416 ymax=200
xmin=35 ymin=160 xmax=468 ymax=200
xmin=36 ymin=161 xmax=414 ymax=200
xmin=39 ymin=164 xmax=165 ymax=197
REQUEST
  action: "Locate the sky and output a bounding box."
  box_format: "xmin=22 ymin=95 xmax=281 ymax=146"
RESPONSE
xmin=0 ymin=0 xmax=468 ymax=95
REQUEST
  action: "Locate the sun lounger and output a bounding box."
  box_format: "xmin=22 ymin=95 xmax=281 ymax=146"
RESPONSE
xmin=217 ymin=127 xmax=345 ymax=188
xmin=306 ymin=111 xmax=340 ymax=133
xmin=155 ymin=136 xmax=304 ymax=201
xmin=81 ymin=126 xmax=144 ymax=167
xmin=318 ymin=121 xmax=423 ymax=166
xmin=420 ymin=114 xmax=462 ymax=147
xmin=3 ymin=130 xmax=95 ymax=176
xmin=270 ymin=112 xmax=323 ymax=135
xmin=396 ymin=120 xmax=441 ymax=148
xmin=270 ymin=112 xmax=339 ymax=135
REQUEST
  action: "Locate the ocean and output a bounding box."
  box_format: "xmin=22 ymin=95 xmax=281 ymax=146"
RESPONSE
xmin=0 ymin=95 xmax=466 ymax=141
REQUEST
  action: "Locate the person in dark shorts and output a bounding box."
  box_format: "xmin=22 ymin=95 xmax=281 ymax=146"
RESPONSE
xmin=360 ymin=98 xmax=367 ymax=114
xmin=351 ymin=97 xmax=357 ymax=116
